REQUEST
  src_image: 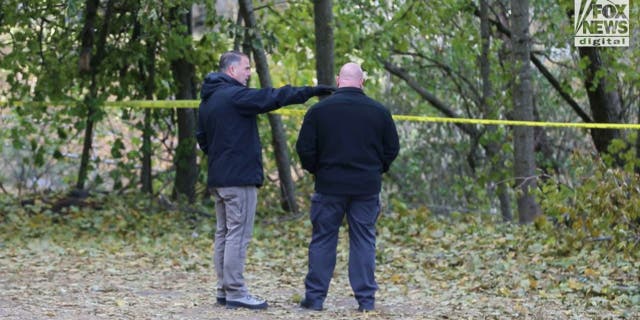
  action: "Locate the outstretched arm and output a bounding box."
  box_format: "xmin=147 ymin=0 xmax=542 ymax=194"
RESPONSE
xmin=232 ymin=85 xmax=334 ymax=115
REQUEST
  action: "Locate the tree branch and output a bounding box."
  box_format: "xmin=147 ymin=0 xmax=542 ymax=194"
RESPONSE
xmin=529 ymin=54 xmax=593 ymax=123
xmin=0 ymin=180 xmax=8 ymax=195
xmin=383 ymin=60 xmax=480 ymax=137
xmin=401 ymin=47 xmax=483 ymax=107
xmin=470 ymin=2 xmax=593 ymax=123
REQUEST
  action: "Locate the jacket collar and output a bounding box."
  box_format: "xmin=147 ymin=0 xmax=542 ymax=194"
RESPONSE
xmin=335 ymin=87 xmax=365 ymax=95
xmin=200 ymin=72 xmax=243 ymax=100
xmin=213 ymin=72 xmax=243 ymax=86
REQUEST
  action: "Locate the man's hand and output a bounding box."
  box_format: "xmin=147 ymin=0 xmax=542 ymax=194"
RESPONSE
xmin=312 ymin=85 xmax=336 ymax=97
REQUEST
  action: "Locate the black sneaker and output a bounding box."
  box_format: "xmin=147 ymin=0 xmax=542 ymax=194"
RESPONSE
xmin=216 ymin=297 xmax=226 ymax=305
xmin=300 ymin=299 xmax=323 ymax=311
xmin=226 ymin=295 xmax=268 ymax=310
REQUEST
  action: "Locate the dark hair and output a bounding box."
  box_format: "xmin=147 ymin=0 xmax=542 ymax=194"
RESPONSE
xmin=219 ymin=51 xmax=247 ymax=72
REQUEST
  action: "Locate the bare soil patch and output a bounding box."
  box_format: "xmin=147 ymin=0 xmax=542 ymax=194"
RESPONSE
xmin=1 ymin=236 xmax=634 ymax=320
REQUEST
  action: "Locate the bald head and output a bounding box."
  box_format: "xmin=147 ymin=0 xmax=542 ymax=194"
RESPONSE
xmin=336 ymin=62 xmax=364 ymax=88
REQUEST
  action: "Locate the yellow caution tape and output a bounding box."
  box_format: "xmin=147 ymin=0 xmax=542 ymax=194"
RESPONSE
xmin=4 ymin=99 xmax=640 ymax=129
xmin=272 ymin=106 xmax=640 ymax=130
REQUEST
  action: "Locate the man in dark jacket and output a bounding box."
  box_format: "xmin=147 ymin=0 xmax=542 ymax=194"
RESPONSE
xmin=296 ymin=62 xmax=400 ymax=312
xmin=196 ymin=51 xmax=333 ymax=310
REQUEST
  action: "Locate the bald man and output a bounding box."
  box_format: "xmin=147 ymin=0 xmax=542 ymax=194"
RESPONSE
xmin=296 ymin=62 xmax=400 ymax=312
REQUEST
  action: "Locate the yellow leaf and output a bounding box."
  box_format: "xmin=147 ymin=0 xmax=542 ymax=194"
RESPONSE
xmin=390 ymin=274 xmax=403 ymax=284
xmin=499 ymin=287 xmax=510 ymax=296
xmin=584 ymin=268 xmax=599 ymax=277
xmin=568 ymin=278 xmax=583 ymax=290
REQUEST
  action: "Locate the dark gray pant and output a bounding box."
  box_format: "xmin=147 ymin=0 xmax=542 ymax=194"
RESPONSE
xmin=212 ymin=186 xmax=257 ymax=300
xmin=304 ymin=193 xmax=380 ymax=310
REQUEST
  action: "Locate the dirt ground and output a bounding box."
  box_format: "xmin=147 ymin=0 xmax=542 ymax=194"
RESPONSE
xmin=1 ymin=238 xmax=633 ymax=320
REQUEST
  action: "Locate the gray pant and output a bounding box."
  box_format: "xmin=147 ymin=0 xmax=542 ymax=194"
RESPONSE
xmin=212 ymin=186 xmax=257 ymax=300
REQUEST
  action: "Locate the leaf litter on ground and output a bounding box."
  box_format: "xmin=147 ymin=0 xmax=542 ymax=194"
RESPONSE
xmin=0 ymin=195 xmax=638 ymax=319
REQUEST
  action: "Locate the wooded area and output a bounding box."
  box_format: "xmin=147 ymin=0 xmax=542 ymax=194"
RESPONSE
xmin=0 ymin=0 xmax=638 ymax=318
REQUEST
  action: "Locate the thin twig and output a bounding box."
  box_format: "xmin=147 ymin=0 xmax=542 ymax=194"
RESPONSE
xmin=0 ymin=181 xmax=8 ymax=194
xmin=585 ymin=236 xmax=613 ymax=242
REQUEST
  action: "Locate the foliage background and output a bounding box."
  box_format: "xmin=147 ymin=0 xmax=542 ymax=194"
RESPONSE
xmin=1 ymin=0 xmax=639 ymax=318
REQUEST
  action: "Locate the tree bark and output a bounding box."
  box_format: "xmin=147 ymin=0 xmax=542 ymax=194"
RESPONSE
xmin=141 ymin=36 xmax=157 ymax=194
xmin=578 ymin=47 xmax=623 ymax=161
xmin=636 ymin=102 xmax=640 ymax=174
xmin=233 ymin=10 xmax=244 ymax=52
xmin=239 ymin=0 xmax=299 ymax=214
xmin=76 ymin=0 xmax=112 ymax=191
xmin=510 ymin=0 xmax=540 ymax=224
xmin=170 ymin=7 xmax=198 ymax=202
xmin=479 ymin=0 xmax=512 ymax=222
xmin=314 ymin=0 xmax=335 ymax=88
xmin=128 ymin=5 xmax=157 ymax=195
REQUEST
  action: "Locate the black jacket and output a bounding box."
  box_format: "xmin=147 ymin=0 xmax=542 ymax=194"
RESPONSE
xmin=296 ymin=87 xmax=400 ymax=195
xmin=197 ymin=72 xmax=317 ymax=188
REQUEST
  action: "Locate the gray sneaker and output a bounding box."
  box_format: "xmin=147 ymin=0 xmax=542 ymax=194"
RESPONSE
xmin=226 ymin=295 xmax=268 ymax=310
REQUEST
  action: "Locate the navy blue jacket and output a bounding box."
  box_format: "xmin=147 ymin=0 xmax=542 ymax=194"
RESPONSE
xmin=197 ymin=72 xmax=317 ymax=188
xmin=296 ymin=87 xmax=400 ymax=195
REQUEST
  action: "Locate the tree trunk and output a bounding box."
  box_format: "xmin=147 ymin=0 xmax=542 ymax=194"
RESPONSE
xmin=141 ymin=37 xmax=157 ymax=194
xmin=636 ymin=103 xmax=640 ymax=174
xmin=479 ymin=0 xmax=512 ymax=222
xmin=141 ymin=109 xmax=153 ymax=193
xmin=128 ymin=7 xmax=157 ymax=195
xmin=170 ymin=7 xmax=197 ymax=202
xmin=239 ymin=0 xmax=299 ymax=214
xmin=76 ymin=0 xmax=112 ymax=191
xmin=314 ymin=0 xmax=335 ymax=88
xmin=77 ymin=85 xmax=97 ymax=191
xmin=510 ymin=0 xmax=540 ymax=224
xmin=578 ymin=47 xmax=623 ymax=162
xmin=233 ymin=10 xmax=243 ymax=52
